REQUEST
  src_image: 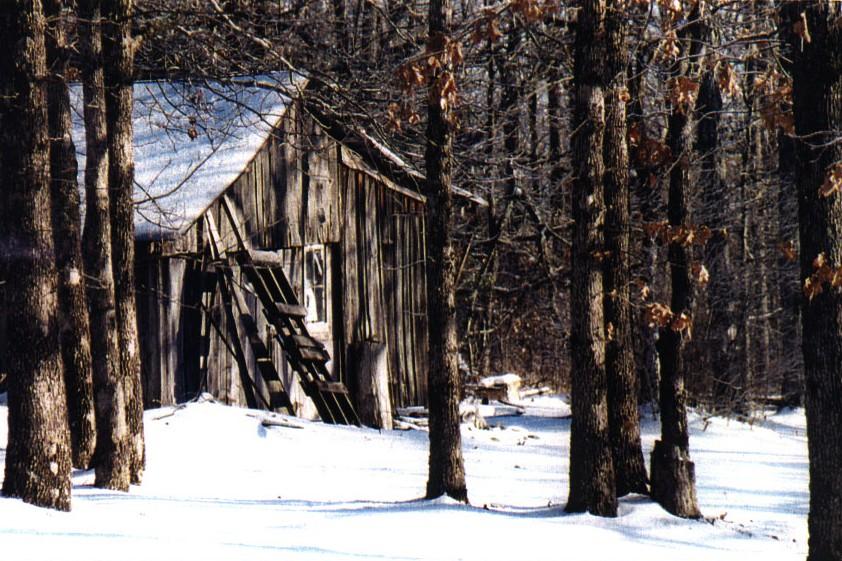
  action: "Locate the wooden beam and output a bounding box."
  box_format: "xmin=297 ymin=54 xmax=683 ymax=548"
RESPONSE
xmin=340 ymin=146 xmax=426 ymax=204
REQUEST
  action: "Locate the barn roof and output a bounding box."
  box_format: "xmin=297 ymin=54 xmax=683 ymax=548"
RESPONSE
xmin=71 ymin=73 xmax=300 ymax=241
xmin=304 ymin=101 xmax=489 ymax=208
xmin=71 ymin=73 xmax=486 ymax=242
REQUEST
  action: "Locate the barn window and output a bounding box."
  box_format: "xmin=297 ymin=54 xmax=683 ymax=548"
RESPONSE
xmin=304 ymin=245 xmax=326 ymax=324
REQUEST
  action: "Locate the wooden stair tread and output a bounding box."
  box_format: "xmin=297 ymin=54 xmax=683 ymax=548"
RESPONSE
xmin=316 ymin=380 xmax=350 ymax=394
xmin=292 ymin=334 xmax=325 ymax=349
xmin=297 ymin=347 xmax=330 ymax=362
xmin=274 ymin=302 xmax=307 ymax=318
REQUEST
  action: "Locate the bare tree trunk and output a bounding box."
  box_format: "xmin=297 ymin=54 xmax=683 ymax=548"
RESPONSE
xmin=102 ymin=0 xmax=145 ymax=485
xmin=735 ymin=60 xmax=762 ymax=415
xmin=754 ymin=124 xmax=773 ymax=406
xmin=79 ymin=0 xmax=131 ymax=491
xmin=780 ymin=4 xmax=842 ymax=560
xmin=45 ymin=0 xmax=98 ymax=470
xmin=566 ymin=0 xmax=617 ymax=517
xmin=501 ymin=16 xmax=520 ymax=198
xmin=332 ymin=0 xmax=348 ymax=54
xmin=424 ymin=0 xmax=467 ymax=503
xmin=628 ymin=56 xmax=660 ymax=405
xmin=547 ymin=70 xmax=563 ymax=191
xmin=602 ymin=6 xmax=647 ymax=498
xmin=529 ymin=82 xmax=539 ymax=192
xmin=651 ymin=4 xmax=702 ymax=520
xmin=0 ymin=0 xmax=73 ymax=511
xmin=777 ymin=129 xmax=802 ymax=408
xmin=775 ymin=22 xmax=803 ymax=408
xmin=697 ymin=70 xmax=737 ymax=414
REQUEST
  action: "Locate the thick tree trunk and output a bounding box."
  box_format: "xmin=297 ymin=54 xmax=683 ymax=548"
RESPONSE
xmin=79 ymin=0 xmax=131 ymax=491
xmin=566 ymin=0 xmax=617 ymax=517
xmin=602 ymin=6 xmax=647 ymax=498
xmin=0 ymin=0 xmax=73 ymax=511
xmin=102 ymin=0 xmax=145 ymax=485
xmin=781 ymin=4 xmax=842 ymax=560
xmin=423 ymin=0 xmax=467 ymax=503
xmin=651 ymin=6 xmax=702 ymax=520
xmin=45 ymin=0 xmax=98 ymax=470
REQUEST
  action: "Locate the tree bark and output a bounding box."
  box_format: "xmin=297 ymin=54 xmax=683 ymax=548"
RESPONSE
xmin=501 ymin=15 xmax=520 ymax=198
xmin=45 ymin=0 xmax=98 ymax=470
xmin=102 ymin=0 xmax=145 ymax=485
xmin=0 ymin=0 xmax=73 ymax=511
xmin=79 ymin=0 xmax=132 ymax=491
xmin=628 ymin=55 xmax=660 ymax=406
xmin=423 ymin=0 xmax=468 ymax=503
xmin=332 ymin=0 xmax=348 ymax=55
xmin=777 ymin=129 xmax=803 ymax=408
xmin=602 ymin=6 xmax=648 ymax=498
xmin=651 ymin=4 xmax=702 ymax=520
xmin=566 ymin=0 xmax=617 ymax=517
xmin=734 ymin=57 xmax=765 ymax=416
xmin=696 ymin=70 xmax=737 ymax=414
xmin=780 ymin=4 xmax=842 ymax=560
xmin=547 ymin=68 xmax=563 ymax=191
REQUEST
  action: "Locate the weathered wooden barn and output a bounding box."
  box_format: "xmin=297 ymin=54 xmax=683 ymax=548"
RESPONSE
xmin=67 ymin=74 xmax=481 ymax=426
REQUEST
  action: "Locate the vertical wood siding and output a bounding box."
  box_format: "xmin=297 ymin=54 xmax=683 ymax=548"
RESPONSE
xmin=134 ymin=105 xmax=430 ymax=416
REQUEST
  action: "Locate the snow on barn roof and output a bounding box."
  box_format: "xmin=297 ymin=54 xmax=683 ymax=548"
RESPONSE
xmin=71 ymin=73 xmax=301 ymax=240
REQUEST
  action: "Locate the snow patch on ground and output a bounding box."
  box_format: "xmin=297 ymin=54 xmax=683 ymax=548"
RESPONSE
xmin=0 ymin=394 xmax=808 ymax=560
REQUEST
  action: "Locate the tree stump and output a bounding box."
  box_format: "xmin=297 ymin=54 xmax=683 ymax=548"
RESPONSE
xmin=354 ymin=341 xmax=393 ymax=429
xmin=650 ymin=440 xmax=701 ymax=519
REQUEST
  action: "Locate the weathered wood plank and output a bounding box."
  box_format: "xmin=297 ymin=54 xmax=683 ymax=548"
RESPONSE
xmin=275 ymin=302 xmax=307 ymax=318
xmin=292 ymin=334 xmax=324 ymax=349
xmin=294 ymin=346 xmax=328 ymax=361
xmin=365 ymin=174 xmax=387 ymax=343
xmin=340 ymin=147 xmax=426 ymax=204
xmin=304 ymin=120 xmax=340 ymax=244
xmin=282 ymin=101 xmax=303 ymax=246
xmin=136 ymin=241 xmax=162 ymax=408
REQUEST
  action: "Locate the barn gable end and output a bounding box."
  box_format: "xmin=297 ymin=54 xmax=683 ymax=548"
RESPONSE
xmin=126 ymin=79 xmax=432 ymax=426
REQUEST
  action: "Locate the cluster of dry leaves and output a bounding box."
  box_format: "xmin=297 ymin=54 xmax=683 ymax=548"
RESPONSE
xmin=668 ymin=76 xmax=700 ymax=114
xmin=644 ymin=303 xmax=694 ymax=337
xmin=643 ymin=221 xmax=717 ymax=248
xmin=468 ymin=0 xmax=556 ymax=45
xmin=779 ymin=239 xmax=798 ymax=263
xmin=628 ymin=123 xmax=671 ymax=188
xmin=818 ymin=163 xmax=842 ymax=198
xmin=638 ymin=218 xmax=716 ymax=336
xmin=390 ymin=31 xmax=464 ymax=130
xmin=509 ymin=0 xmax=557 ymax=24
xmin=715 ymin=59 xmax=740 ymax=98
xmin=754 ymin=68 xmax=795 ymax=136
xmin=390 ymin=0 xmax=562 ymax=132
xmin=654 ymin=29 xmax=681 ymax=63
xmin=804 ymin=252 xmax=842 ymax=302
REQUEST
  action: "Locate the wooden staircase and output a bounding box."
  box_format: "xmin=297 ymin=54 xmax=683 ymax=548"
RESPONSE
xmin=204 ymin=219 xmax=288 ymax=413
xmin=201 ymin=195 xmax=360 ymax=426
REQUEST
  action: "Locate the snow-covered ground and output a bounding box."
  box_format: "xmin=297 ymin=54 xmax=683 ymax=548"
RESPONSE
xmin=0 ymin=392 xmax=807 ymax=561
